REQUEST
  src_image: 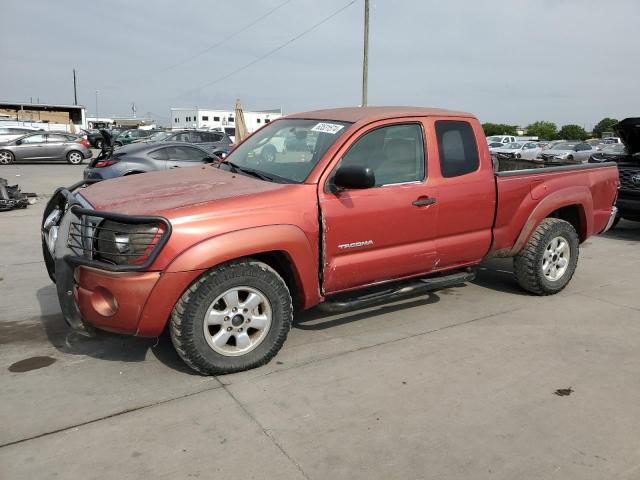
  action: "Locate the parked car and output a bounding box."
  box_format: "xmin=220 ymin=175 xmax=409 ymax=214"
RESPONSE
xmin=87 ymin=128 xmax=125 ymax=149
xmin=84 ymin=142 xmax=219 ymax=180
xmin=536 ymin=141 xmax=593 ymax=163
xmin=156 ymin=130 xmax=234 ymax=154
xmin=493 ymin=142 xmax=542 ymax=161
xmin=589 ymin=118 xmax=640 ymax=225
xmin=0 ymin=126 xmax=41 ymax=142
xmin=131 ymin=131 xmax=171 ymax=144
xmin=541 ymin=140 xmax=565 ymax=150
xmin=42 ymin=106 xmax=618 ymax=375
xmin=0 ymin=132 xmax=92 ymax=165
xmin=113 ymin=129 xmax=161 ymax=147
xmin=486 ymin=135 xmax=516 ymax=145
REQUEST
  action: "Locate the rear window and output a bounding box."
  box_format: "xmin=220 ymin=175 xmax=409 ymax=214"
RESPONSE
xmin=435 ymin=120 xmax=479 ymax=178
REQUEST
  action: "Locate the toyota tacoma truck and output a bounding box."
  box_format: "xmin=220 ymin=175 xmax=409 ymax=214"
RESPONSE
xmin=41 ymin=107 xmax=619 ymax=375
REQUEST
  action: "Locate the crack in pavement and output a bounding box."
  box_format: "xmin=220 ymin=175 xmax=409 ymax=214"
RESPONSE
xmin=220 ymin=382 xmax=312 ymax=480
xmin=0 ymin=380 xmax=223 ymax=449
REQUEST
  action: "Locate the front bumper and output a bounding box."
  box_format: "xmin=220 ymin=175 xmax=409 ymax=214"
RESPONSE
xmin=41 ymin=181 xmax=172 ymax=335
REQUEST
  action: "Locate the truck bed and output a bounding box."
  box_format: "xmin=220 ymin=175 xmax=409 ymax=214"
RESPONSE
xmin=490 ymin=161 xmax=618 ymax=256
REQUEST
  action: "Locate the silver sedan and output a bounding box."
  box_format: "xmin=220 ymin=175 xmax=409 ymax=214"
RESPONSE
xmin=0 ymin=132 xmax=93 ymax=165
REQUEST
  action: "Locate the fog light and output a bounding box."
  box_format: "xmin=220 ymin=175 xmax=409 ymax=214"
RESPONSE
xmin=91 ymin=286 xmax=118 ymax=317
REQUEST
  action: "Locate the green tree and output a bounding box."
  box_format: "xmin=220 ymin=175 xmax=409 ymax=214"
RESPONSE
xmin=592 ymin=117 xmax=618 ymax=138
xmin=525 ymin=121 xmax=557 ymax=140
xmin=558 ymin=124 xmax=588 ymax=141
xmin=482 ymin=123 xmax=518 ymax=137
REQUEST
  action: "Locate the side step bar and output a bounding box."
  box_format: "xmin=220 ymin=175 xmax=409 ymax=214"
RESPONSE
xmin=317 ymin=269 xmax=475 ymax=314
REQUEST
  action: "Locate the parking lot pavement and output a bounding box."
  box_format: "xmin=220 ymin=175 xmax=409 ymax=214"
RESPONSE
xmin=2 ymin=166 xmax=640 ymax=479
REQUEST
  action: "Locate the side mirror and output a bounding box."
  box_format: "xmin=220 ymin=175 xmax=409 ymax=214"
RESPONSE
xmin=334 ymin=165 xmax=375 ymax=190
xmin=15 ymin=140 xmax=22 ymax=145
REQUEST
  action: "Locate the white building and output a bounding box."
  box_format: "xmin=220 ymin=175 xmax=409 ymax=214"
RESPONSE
xmin=170 ymin=107 xmax=283 ymax=137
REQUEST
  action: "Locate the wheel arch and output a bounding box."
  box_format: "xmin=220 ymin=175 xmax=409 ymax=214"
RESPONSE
xmin=509 ymin=187 xmax=592 ymax=256
xmin=165 ymin=225 xmax=322 ymax=309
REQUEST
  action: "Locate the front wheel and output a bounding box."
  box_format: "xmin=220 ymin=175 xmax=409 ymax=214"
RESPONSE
xmin=0 ymin=150 xmax=15 ymax=165
xmin=170 ymin=259 xmax=293 ymax=375
xmin=514 ymin=218 xmax=579 ymax=295
xmin=66 ymin=150 xmax=84 ymax=165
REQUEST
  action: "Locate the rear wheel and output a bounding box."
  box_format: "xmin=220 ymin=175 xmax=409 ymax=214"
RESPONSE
xmin=0 ymin=150 xmax=15 ymax=165
xmin=514 ymin=218 xmax=579 ymax=295
xmin=170 ymin=259 xmax=293 ymax=375
xmin=66 ymin=151 xmax=84 ymax=165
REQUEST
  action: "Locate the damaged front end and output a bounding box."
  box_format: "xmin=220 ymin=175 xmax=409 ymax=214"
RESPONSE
xmin=41 ymin=180 xmax=172 ymax=335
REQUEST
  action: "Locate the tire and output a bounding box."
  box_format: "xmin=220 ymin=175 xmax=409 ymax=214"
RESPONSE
xmin=514 ymin=218 xmax=579 ymax=295
xmin=170 ymin=259 xmax=293 ymax=375
xmin=0 ymin=150 xmax=15 ymax=165
xmin=95 ymin=139 xmax=103 ymax=150
xmin=66 ymin=150 xmax=84 ymax=165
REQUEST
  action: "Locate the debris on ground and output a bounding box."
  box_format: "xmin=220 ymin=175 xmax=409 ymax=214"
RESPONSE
xmin=0 ymin=178 xmax=36 ymax=211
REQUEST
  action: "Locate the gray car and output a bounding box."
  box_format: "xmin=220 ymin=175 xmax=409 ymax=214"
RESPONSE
xmin=536 ymin=141 xmax=594 ymax=163
xmin=83 ymin=142 xmax=218 ymax=180
xmin=0 ymin=132 xmax=92 ymax=165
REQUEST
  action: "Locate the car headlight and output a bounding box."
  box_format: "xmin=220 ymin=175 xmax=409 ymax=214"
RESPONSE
xmin=94 ymin=220 xmax=161 ymax=265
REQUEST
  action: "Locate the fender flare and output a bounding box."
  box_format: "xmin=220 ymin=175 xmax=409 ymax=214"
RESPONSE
xmin=166 ymin=224 xmax=321 ymax=308
xmin=509 ymin=186 xmax=592 ymax=256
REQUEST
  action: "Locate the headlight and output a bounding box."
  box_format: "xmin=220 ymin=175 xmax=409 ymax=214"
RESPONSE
xmin=94 ymin=220 xmax=161 ymax=265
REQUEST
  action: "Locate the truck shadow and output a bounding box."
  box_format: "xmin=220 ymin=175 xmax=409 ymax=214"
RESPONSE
xmin=601 ymin=219 xmax=640 ymax=241
xmin=35 ymin=285 xmax=198 ymax=375
xmin=471 ymin=257 xmax=529 ymax=296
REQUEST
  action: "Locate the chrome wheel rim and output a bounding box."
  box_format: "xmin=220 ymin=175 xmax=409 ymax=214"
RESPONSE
xmin=203 ymin=286 xmax=272 ymax=357
xmin=542 ymin=235 xmax=570 ymax=281
xmin=68 ymin=152 xmax=82 ymax=164
xmin=0 ymin=151 xmax=12 ymax=164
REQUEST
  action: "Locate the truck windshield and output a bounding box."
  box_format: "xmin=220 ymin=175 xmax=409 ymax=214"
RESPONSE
xmin=223 ymin=119 xmax=352 ymax=183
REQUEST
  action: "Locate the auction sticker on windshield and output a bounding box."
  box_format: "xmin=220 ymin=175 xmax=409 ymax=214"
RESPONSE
xmin=311 ymin=123 xmax=344 ymax=134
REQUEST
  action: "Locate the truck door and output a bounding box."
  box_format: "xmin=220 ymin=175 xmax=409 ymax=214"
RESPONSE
xmin=319 ymin=121 xmax=439 ymax=294
xmin=429 ymin=119 xmax=495 ymax=268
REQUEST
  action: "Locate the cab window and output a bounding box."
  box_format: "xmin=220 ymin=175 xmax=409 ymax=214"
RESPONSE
xmin=435 ymin=120 xmax=479 ymax=178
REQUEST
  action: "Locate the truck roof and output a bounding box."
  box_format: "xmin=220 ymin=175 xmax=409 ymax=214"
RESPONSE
xmin=286 ymin=106 xmax=475 ymax=123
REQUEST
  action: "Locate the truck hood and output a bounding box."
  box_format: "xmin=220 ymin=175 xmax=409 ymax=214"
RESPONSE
xmin=615 ymin=118 xmax=640 ymax=155
xmin=79 ymin=165 xmax=287 ymax=216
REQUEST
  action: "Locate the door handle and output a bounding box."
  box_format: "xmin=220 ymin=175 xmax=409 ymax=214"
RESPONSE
xmin=170 ymin=165 xmax=181 ymax=169
xmin=412 ymin=197 xmax=436 ymax=207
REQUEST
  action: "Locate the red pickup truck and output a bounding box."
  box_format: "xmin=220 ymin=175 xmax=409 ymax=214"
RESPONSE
xmin=42 ymin=107 xmax=619 ymax=374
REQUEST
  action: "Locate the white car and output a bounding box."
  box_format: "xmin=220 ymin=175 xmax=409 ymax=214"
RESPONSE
xmin=493 ymin=142 xmax=542 ymax=160
xmin=486 ymin=135 xmax=516 ymax=145
xmin=0 ymin=126 xmax=40 ymax=143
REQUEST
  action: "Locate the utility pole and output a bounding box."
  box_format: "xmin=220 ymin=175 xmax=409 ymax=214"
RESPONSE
xmin=95 ymin=90 xmax=99 ymax=120
xmin=361 ymin=0 xmax=369 ymax=107
xmin=73 ymin=69 xmax=78 ymax=105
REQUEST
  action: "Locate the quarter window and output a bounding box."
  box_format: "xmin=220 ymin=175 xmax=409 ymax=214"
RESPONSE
xmin=435 ymin=120 xmax=479 ymax=178
xmin=338 ymin=123 xmax=425 ymax=186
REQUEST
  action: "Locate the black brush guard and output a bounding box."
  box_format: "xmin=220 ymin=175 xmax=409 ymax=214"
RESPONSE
xmin=41 ymin=180 xmax=172 ymax=334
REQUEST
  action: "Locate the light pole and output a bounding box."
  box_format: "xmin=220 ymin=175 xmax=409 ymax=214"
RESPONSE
xmin=361 ymin=0 xmax=369 ymax=107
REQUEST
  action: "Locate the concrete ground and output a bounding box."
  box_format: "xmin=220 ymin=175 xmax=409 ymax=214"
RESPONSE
xmin=1 ymin=163 xmax=639 ymax=479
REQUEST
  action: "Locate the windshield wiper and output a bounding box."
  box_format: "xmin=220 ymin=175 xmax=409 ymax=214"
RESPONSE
xmin=222 ymin=160 xmax=279 ymax=182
